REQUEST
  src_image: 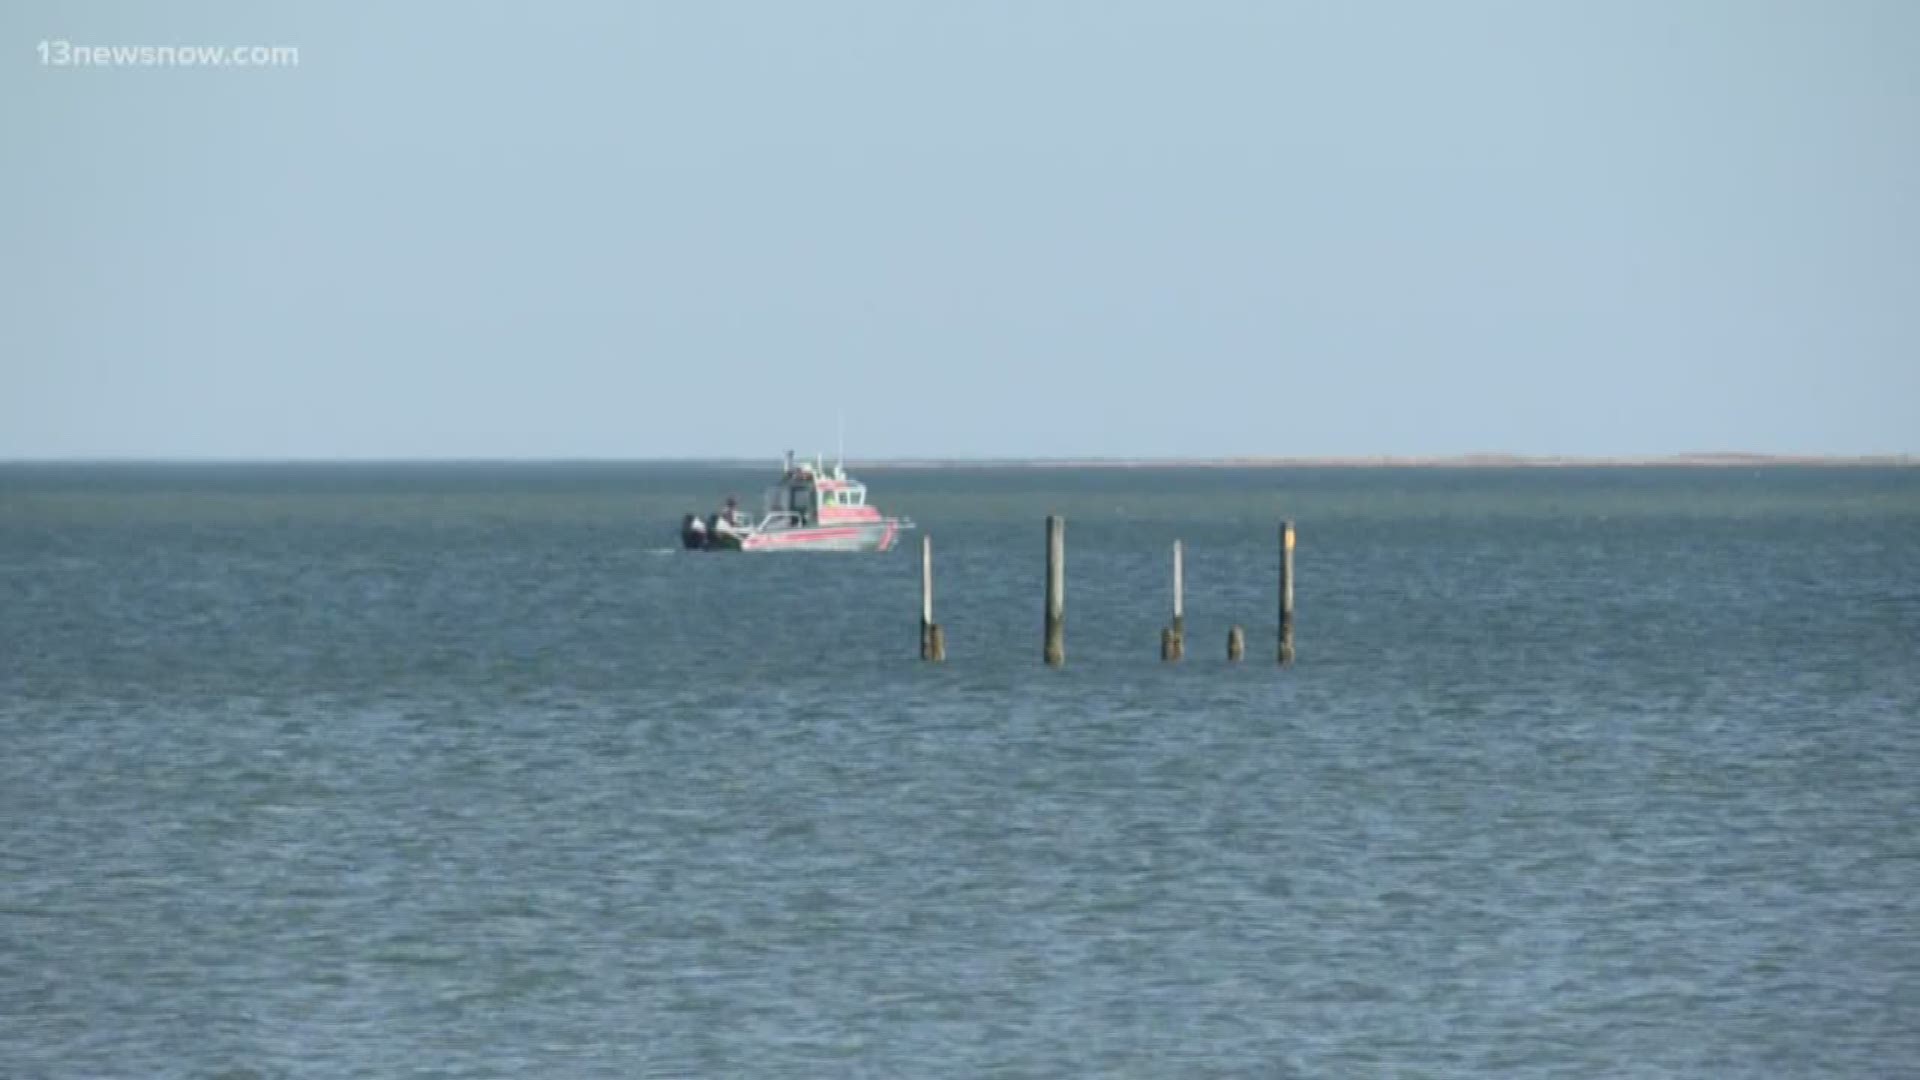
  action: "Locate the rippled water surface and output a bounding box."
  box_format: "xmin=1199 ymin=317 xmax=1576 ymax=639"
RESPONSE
xmin=3 ymin=464 xmax=1917 ymax=1077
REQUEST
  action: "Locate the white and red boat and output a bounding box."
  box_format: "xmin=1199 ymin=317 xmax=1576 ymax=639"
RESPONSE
xmin=680 ymin=452 xmax=913 ymax=553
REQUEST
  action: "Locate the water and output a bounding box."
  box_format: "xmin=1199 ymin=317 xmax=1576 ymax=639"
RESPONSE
xmin=3 ymin=463 xmax=1917 ymax=1077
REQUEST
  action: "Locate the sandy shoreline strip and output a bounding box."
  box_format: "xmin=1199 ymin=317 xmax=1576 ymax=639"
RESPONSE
xmin=853 ymin=453 xmax=1919 ymax=470
xmin=4 ymin=454 xmax=1913 ymax=468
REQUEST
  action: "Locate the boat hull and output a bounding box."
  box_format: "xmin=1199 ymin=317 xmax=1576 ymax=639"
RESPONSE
xmin=737 ymin=519 xmax=902 ymax=552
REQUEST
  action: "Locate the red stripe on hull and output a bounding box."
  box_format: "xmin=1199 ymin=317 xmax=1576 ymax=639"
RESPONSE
xmin=739 ymin=523 xmax=899 ymax=551
xmin=753 ymin=527 xmax=862 ymax=544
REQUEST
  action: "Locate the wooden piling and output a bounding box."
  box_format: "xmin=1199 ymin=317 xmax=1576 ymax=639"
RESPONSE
xmin=1278 ymin=520 xmax=1296 ymax=666
xmin=1173 ymin=540 xmax=1186 ymax=653
xmin=1227 ymin=624 xmax=1245 ymax=661
xmin=920 ymin=535 xmax=943 ymax=662
xmin=1163 ymin=539 xmax=1185 ymax=661
xmin=1044 ymin=515 xmax=1065 ymax=667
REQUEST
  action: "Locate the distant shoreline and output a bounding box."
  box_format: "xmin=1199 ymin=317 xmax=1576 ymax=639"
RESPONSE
xmin=854 ymin=453 xmax=1920 ymax=469
xmin=3 ymin=453 xmax=1915 ymax=468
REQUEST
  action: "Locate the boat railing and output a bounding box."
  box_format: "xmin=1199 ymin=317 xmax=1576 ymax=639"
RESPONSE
xmin=755 ymin=510 xmax=804 ymax=532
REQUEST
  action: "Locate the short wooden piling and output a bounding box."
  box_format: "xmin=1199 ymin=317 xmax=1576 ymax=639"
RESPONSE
xmin=1043 ymin=515 xmax=1065 ymax=667
xmin=1227 ymin=624 xmax=1245 ymax=661
xmin=920 ymin=535 xmax=944 ymax=662
xmin=1278 ymin=520 xmax=1296 ymax=666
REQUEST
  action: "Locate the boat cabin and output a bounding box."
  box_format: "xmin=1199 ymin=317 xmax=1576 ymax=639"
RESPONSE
xmin=764 ymin=451 xmax=883 ymax=529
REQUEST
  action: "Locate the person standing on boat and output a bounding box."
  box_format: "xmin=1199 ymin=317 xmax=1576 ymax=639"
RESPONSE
xmin=722 ymin=496 xmax=741 ymax=526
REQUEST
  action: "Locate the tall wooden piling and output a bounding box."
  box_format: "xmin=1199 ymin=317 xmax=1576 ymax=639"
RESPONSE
xmin=1278 ymin=520 xmax=1296 ymax=666
xmin=1162 ymin=539 xmax=1185 ymax=661
xmin=1227 ymin=624 xmax=1245 ymax=661
xmin=1044 ymin=516 xmax=1065 ymax=667
xmin=920 ymin=535 xmax=944 ymax=662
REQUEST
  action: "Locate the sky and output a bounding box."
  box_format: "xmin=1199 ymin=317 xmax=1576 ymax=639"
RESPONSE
xmin=2 ymin=1 xmax=1915 ymax=459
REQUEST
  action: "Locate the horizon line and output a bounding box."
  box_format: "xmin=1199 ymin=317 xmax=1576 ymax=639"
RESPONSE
xmin=3 ymin=451 xmax=1917 ymax=468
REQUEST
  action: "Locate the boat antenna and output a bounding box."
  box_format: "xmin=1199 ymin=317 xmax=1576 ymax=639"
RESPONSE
xmin=836 ymin=411 xmax=845 ymax=476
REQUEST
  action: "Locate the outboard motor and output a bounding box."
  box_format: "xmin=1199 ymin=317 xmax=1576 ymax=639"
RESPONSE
xmin=680 ymin=512 xmax=708 ymax=550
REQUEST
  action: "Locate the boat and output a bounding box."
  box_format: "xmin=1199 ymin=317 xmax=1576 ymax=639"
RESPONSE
xmin=680 ymin=451 xmax=913 ymax=552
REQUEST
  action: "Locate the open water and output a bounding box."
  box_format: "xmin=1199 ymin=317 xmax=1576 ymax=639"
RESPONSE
xmin=3 ymin=463 xmax=1917 ymax=1077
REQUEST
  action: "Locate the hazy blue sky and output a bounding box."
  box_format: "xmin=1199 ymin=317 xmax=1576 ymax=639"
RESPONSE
xmin=3 ymin=1 xmax=1915 ymax=458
